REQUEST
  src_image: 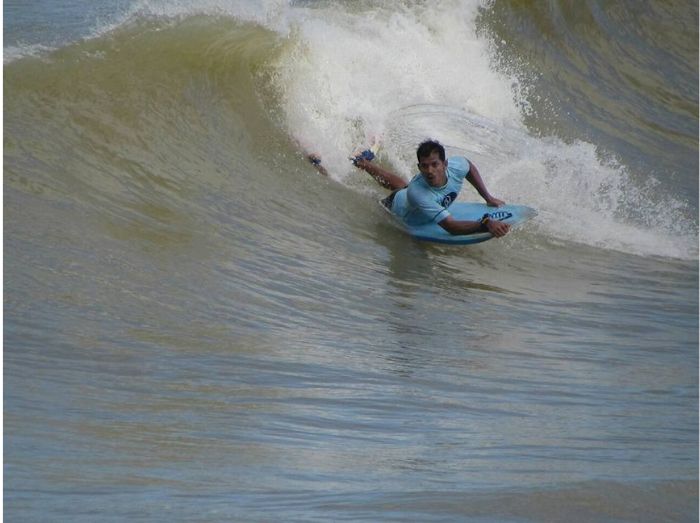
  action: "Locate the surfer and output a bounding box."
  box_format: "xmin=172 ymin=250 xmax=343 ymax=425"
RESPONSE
xmin=309 ymin=140 xmax=509 ymax=238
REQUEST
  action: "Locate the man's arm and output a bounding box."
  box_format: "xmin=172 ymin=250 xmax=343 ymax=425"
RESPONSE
xmin=355 ymin=158 xmax=407 ymax=191
xmin=467 ymin=161 xmax=505 ymax=207
xmin=306 ymin=153 xmax=330 ymax=177
xmin=438 ymin=214 xmax=510 ymax=237
xmin=305 ymin=152 xmax=406 ymax=192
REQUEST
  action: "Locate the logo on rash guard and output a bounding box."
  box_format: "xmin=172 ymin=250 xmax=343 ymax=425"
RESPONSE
xmin=441 ymin=192 xmax=458 ymax=207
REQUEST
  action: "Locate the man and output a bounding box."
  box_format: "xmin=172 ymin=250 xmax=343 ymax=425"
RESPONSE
xmin=353 ymin=140 xmax=510 ymax=237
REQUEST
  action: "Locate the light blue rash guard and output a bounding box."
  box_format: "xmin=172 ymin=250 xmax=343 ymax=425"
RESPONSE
xmin=387 ymin=156 xmax=471 ymax=226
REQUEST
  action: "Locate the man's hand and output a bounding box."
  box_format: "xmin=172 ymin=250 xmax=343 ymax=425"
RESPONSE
xmin=354 ymin=157 xmax=372 ymax=170
xmin=485 ymin=196 xmax=505 ymax=207
xmin=487 ymin=220 xmax=510 ymax=237
xmin=306 ymin=153 xmax=322 ymax=165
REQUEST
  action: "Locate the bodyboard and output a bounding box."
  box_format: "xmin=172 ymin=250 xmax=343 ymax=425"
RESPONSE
xmin=382 ymin=201 xmax=537 ymax=245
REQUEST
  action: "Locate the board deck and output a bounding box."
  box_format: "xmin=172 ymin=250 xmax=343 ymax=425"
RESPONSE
xmin=382 ymin=201 xmax=537 ymax=245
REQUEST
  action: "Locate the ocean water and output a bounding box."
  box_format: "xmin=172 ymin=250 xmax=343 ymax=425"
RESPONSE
xmin=4 ymin=0 xmax=698 ymax=521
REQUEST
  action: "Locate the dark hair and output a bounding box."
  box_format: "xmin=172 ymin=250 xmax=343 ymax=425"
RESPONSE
xmin=416 ymin=140 xmax=445 ymax=162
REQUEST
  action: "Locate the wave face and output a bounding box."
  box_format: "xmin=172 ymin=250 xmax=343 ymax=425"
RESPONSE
xmin=5 ymin=0 xmax=698 ymax=259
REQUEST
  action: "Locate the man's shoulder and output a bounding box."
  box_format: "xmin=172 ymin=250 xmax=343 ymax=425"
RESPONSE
xmin=407 ymin=173 xmax=426 ymax=188
xmin=406 ymin=176 xmax=432 ymax=200
xmin=447 ymin=156 xmax=470 ymax=174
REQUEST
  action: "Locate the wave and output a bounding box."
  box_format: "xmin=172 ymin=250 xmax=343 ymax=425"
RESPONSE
xmin=4 ymin=0 xmax=698 ymax=260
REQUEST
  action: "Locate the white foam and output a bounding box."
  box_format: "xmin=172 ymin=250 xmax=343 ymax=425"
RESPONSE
xmin=4 ymin=43 xmax=56 ymax=64
xmin=490 ymin=135 xmax=698 ymax=260
xmin=277 ymin=0 xmax=520 ymax=170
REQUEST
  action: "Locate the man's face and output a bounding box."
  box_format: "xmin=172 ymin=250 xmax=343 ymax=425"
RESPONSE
xmin=418 ymin=151 xmax=448 ymax=187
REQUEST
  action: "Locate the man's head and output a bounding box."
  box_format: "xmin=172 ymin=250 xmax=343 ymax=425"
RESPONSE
xmin=416 ymin=140 xmax=446 ymax=162
xmin=416 ymin=140 xmax=448 ymax=187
